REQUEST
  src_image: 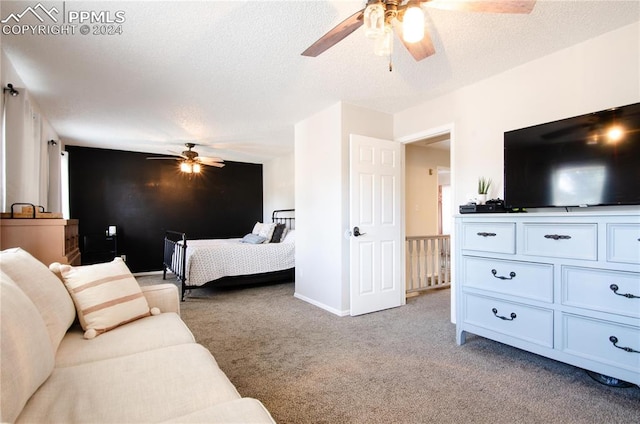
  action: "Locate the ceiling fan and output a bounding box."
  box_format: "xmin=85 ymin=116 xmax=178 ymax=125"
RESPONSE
xmin=147 ymin=143 xmax=225 ymax=173
xmin=301 ymin=0 xmax=536 ymax=63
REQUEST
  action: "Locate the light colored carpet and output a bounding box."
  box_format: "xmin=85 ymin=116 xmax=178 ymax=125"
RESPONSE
xmin=138 ymin=275 xmax=640 ymax=424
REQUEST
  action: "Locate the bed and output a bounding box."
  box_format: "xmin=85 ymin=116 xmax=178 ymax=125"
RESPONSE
xmin=162 ymin=209 xmax=295 ymax=300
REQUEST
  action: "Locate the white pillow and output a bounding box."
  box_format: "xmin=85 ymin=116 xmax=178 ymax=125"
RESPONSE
xmin=251 ymin=221 xmax=263 ymax=235
xmin=257 ymin=222 xmax=277 ymax=243
xmin=59 ymin=258 xmax=157 ymax=339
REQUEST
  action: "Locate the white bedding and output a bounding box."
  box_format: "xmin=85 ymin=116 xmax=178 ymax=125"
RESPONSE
xmin=181 ymin=237 xmax=295 ymax=286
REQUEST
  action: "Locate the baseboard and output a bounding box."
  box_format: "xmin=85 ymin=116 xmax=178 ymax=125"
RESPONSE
xmin=293 ymin=292 xmax=350 ymax=317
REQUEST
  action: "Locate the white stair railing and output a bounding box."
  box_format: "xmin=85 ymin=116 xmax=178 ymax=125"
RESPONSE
xmin=406 ymin=235 xmax=451 ymax=294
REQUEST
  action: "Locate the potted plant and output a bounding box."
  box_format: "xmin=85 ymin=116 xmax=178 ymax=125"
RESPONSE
xmin=477 ymin=177 xmax=491 ymax=204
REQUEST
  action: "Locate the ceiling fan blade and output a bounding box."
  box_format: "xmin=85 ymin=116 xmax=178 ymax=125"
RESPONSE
xmin=198 ymin=157 xmax=225 ymax=164
xmin=167 ymin=150 xmax=188 ymax=159
xmin=301 ymin=9 xmax=365 ymax=57
xmin=146 ymin=157 xmax=179 ymax=160
xmin=426 ymin=0 xmax=536 ymax=14
xmin=202 ymin=162 xmax=225 ymax=168
xmin=393 ymin=20 xmax=436 ymax=61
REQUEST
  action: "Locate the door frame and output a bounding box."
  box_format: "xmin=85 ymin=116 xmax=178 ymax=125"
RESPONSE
xmin=396 ymin=123 xmax=457 ymax=323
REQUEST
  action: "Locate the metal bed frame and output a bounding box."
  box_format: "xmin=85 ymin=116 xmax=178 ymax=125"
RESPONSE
xmin=162 ymin=209 xmax=295 ymax=300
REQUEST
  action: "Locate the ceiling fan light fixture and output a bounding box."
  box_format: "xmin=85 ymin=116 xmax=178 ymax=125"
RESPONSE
xmin=180 ymin=162 xmax=192 ymax=173
xmin=374 ymin=26 xmax=393 ymax=56
xmin=402 ymin=4 xmax=425 ymax=43
xmin=180 ymin=160 xmax=201 ymax=174
xmin=363 ymin=1 xmax=386 ymax=39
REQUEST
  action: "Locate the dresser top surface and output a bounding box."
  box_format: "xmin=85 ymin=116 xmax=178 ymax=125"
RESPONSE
xmin=0 ymin=218 xmax=79 ymax=227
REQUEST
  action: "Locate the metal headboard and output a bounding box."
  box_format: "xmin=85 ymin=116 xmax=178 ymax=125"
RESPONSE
xmin=272 ymin=209 xmax=295 ymax=230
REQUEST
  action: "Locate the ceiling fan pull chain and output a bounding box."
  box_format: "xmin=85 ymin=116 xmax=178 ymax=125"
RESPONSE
xmin=388 ymin=53 xmax=393 ymax=72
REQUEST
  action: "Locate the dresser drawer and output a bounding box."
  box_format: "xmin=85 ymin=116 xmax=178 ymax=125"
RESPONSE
xmin=64 ymin=223 xmax=79 ymax=255
xmin=461 ymin=223 xmax=515 ymax=254
xmin=462 ymin=256 xmax=553 ymax=303
xmin=607 ymin=223 xmax=640 ymax=265
xmin=562 ymin=314 xmax=640 ymax=372
xmin=522 ymin=223 xmax=597 ymax=260
xmin=562 ymin=267 xmax=640 ymax=319
xmin=464 ymin=294 xmax=554 ymax=347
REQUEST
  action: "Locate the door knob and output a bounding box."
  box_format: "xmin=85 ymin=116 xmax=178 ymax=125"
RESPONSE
xmin=353 ymin=226 xmax=366 ymax=237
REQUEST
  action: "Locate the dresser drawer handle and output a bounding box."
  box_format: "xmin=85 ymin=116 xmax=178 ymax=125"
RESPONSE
xmin=609 ymin=284 xmax=640 ymax=299
xmin=492 ymin=308 xmax=516 ymax=321
xmin=609 ymin=336 xmax=640 ymax=354
xmin=544 ymin=234 xmax=571 ymax=240
xmin=491 ymin=269 xmax=516 ymax=280
xmin=476 ymin=232 xmax=497 ymax=237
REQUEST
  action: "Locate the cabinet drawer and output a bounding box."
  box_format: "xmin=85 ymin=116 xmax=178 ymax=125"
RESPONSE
xmin=461 ymin=223 xmax=515 ymax=254
xmin=562 ymin=267 xmax=640 ymax=319
xmin=562 ymin=314 xmax=640 ymax=372
xmin=464 ymin=294 xmax=553 ymax=347
xmin=523 ymin=223 xmax=597 ymax=260
xmin=607 ymin=223 xmax=640 ymax=265
xmin=64 ymin=224 xmax=79 ymax=255
xmin=463 ymin=256 xmax=553 ymax=303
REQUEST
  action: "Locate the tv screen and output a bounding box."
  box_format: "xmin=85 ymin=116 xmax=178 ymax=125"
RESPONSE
xmin=504 ymin=102 xmax=640 ymax=208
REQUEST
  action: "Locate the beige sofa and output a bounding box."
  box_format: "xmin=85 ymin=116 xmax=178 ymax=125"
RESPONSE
xmin=0 ymin=248 xmax=275 ymax=423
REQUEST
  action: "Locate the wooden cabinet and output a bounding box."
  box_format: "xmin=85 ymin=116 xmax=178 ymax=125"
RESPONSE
xmin=455 ymin=212 xmax=640 ymax=386
xmin=0 ymin=219 xmax=81 ymax=265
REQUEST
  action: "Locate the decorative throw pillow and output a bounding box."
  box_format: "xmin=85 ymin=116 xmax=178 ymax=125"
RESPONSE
xmin=270 ymin=223 xmax=286 ymax=243
xmin=251 ymin=221 xmax=263 ymax=235
xmin=59 ymin=258 xmax=159 ymax=339
xmin=257 ymin=222 xmax=277 ymax=243
xmin=240 ymin=233 xmax=267 ymax=244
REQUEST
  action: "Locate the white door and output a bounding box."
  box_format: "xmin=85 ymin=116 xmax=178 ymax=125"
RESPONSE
xmin=350 ymin=134 xmax=404 ymax=316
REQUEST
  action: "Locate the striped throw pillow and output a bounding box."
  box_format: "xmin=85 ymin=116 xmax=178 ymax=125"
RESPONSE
xmin=60 ymin=258 xmax=151 ymax=339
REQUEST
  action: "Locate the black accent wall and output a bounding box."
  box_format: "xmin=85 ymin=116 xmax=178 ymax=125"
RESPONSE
xmin=67 ymin=146 xmax=263 ymax=272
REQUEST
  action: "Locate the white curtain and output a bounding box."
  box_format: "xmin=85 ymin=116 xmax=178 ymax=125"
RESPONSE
xmin=2 ymin=87 xmax=61 ymax=213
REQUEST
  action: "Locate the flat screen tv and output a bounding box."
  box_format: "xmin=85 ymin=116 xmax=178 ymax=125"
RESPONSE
xmin=504 ymin=102 xmax=640 ymax=208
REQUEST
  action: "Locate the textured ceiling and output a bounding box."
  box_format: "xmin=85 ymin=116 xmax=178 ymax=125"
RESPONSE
xmin=2 ymin=1 xmax=639 ymax=163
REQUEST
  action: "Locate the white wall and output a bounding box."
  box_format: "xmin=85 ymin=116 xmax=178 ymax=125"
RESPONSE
xmin=395 ymin=22 xmax=640 ymax=208
xmin=294 ymin=102 xmax=393 ymax=315
xmin=294 ymin=102 xmax=345 ymax=314
xmin=262 ymin=152 xmax=294 ymax=221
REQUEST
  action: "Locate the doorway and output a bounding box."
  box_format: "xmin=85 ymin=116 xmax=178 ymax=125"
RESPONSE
xmin=405 ymin=134 xmax=450 ymax=236
xmin=403 ymin=132 xmax=453 ymax=303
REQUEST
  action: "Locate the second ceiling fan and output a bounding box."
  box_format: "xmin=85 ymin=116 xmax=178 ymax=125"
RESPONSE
xmin=301 ymin=0 xmax=536 ymax=62
xmin=147 ymin=143 xmax=225 ymax=173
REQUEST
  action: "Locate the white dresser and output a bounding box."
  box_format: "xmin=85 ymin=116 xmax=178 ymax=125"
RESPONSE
xmin=455 ymin=212 xmax=640 ymax=386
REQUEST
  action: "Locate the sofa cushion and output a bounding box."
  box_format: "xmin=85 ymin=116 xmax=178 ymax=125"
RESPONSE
xmin=1 ymin=273 xmax=56 ymax=424
xmin=160 ymin=398 xmax=276 ymax=423
xmin=59 ymin=257 xmax=151 ymax=338
xmin=0 ymin=248 xmax=76 ymax=351
xmin=55 ymin=312 xmax=195 ymax=367
xmin=17 ymin=344 xmax=241 ymax=423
